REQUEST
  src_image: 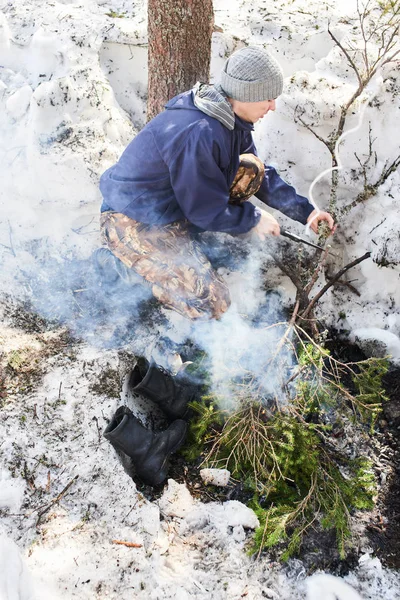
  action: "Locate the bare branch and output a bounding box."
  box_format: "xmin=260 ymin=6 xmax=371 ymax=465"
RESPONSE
xmin=374 ymin=153 xmax=400 ymax=186
xmin=301 ymin=252 xmax=371 ymax=319
xmin=294 ymin=109 xmax=332 ymax=153
xmin=328 ymin=25 xmax=363 ymax=88
xmin=370 ymin=25 xmax=400 ymax=72
xmin=357 ymin=0 xmax=372 ymax=71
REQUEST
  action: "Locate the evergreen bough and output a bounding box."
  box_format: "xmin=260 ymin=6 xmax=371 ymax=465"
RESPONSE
xmin=183 ymin=332 xmax=387 ymax=560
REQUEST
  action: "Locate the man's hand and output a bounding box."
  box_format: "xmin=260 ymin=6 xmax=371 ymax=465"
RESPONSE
xmin=252 ymin=210 xmax=280 ymax=240
xmin=307 ymin=209 xmax=336 ymax=234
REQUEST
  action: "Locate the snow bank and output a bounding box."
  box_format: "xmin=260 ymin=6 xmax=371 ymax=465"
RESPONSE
xmin=0 ymin=535 xmax=36 ymax=600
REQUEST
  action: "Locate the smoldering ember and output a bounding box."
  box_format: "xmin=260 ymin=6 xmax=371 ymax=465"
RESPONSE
xmin=0 ymin=0 xmax=399 ymax=598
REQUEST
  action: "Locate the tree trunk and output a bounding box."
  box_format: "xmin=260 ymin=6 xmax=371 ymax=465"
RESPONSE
xmin=147 ymin=0 xmax=214 ymax=122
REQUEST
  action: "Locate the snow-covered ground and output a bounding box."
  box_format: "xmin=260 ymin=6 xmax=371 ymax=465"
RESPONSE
xmin=1 ymin=0 xmax=399 ymax=597
xmin=0 ymin=308 xmax=399 ymax=600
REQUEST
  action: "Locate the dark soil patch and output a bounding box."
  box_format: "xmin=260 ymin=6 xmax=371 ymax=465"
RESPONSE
xmin=90 ymin=367 xmax=123 ymax=399
xmin=367 ymin=366 xmax=400 ymax=569
xmin=325 ymin=336 xmax=400 ymax=569
xmin=3 ymin=297 xmax=59 ymax=334
xmin=1 ymin=301 xmax=77 ymax=400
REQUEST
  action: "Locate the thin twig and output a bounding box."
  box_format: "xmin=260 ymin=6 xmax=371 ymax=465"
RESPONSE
xmin=267 ymin=301 xmax=300 ymax=366
xmin=285 ymin=364 xmax=308 ymax=387
xmin=256 ymin=507 xmax=271 ymax=560
xmin=0 ymin=221 xmax=16 ymax=257
xmin=36 ymin=475 xmax=79 ymax=526
xmin=327 ymin=25 xmax=363 ymax=88
xmin=369 ymin=217 xmax=386 ymax=234
xmin=295 ymin=111 xmax=332 ymax=152
xmin=343 ymin=154 xmax=400 ymax=213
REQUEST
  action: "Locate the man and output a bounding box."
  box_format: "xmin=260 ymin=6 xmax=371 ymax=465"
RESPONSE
xmin=99 ymin=46 xmax=334 ymax=321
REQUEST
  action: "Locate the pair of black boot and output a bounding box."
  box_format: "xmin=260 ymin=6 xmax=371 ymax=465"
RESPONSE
xmin=103 ymin=358 xmax=194 ymax=486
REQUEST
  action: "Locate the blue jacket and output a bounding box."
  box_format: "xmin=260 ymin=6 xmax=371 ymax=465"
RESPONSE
xmin=100 ymin=89 xmax=314 ymax=235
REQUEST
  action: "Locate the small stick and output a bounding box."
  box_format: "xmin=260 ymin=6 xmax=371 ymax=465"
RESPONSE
xmin=369 ymin=217 xmax=386 ymax=234
xmin=92 ymin=416 xmax=102 ymax=444
xmin=45 ymin=471 xmax=51 ymax=493
xmin=112 ymin=540 xmax=142 ymax=548
xmin=281 ymin=230 xmax=337 ymax=256
xmin=36 ymin=475 xmax=79 ymax=526
xmin=267 ymin=300 xmax=300 ymax=367
xmin=285 ymin=364 xmax=308 ymax=387
xmin=256 ymin=508 xmax=271 ymax=561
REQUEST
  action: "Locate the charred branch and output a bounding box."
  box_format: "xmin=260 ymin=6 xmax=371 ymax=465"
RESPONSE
xmin=301 ymin=251 xmax=371 ymax=320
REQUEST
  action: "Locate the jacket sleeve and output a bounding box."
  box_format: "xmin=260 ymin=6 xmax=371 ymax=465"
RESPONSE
xmin=169 ymin=126 xmax=261 ymax=235
xmin=240 ymin=133 xmax=315 ymax=225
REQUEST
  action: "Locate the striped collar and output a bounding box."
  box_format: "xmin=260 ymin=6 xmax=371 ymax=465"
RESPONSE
xmin=192 ymin=82 xmax=236 ymax=131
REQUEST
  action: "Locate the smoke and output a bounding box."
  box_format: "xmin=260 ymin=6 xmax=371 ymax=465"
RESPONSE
xmin=140 ymin=236 xmax=295 ymax=411
xmin=3 ymin=229 xmax=296 ymax=413
xmin=15 ymin=252 xmax=161 ymax=353
xmin=191 ymin=242 xmax=294 ymax=409
xmin=190 ymin=305 xmax=294 ymax=410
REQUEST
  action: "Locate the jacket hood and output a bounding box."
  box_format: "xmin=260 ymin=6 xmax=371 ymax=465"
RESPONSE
xmin=165 ymin=83 xmax=254 ymax=132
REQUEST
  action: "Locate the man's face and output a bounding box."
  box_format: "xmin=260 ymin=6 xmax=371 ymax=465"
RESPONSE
xmin=229 ymin=98 xmax=276 ymax=123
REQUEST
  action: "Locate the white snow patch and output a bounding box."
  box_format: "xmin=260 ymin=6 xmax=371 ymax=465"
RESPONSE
xmin=200 ymin=468 xmax=231 ymax=487
xmin=306 ymin=573 xmax=364 ymax=600
xmin=0 ymin=535 xmax=36 ymax=600
xmin=158 ymin=480 xmax=195 ymax=519
xmin=0 ymin=471 xmax=25 ymax=513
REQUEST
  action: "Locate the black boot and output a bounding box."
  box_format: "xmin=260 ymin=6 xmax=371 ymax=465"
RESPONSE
xmin=129 ymin=358 xmax=196 ymax=420
xmin=103 ymin=406 xmax=187 ymax=486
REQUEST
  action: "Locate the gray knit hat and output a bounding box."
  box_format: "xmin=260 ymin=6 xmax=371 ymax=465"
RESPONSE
xmin=219 ymin=46 xmax=283 ymax=102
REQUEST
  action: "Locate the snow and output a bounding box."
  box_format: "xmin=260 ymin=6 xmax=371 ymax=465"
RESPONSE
xmin=306 ymin=573 xmax=363 ymax=600
xmin=0 ymin=536 xmax=35 ymax=600
xmin=1 ymin=0 xmax=400 ymax=598
xmin=200 ymin=468 xmax=231 ymax=487
xmin=0 ymin=471 xmax=26 ymax=513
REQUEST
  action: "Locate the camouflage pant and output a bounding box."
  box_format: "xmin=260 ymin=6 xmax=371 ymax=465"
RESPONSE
xmin=100 ymin=153 xmax=264 ymax=320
